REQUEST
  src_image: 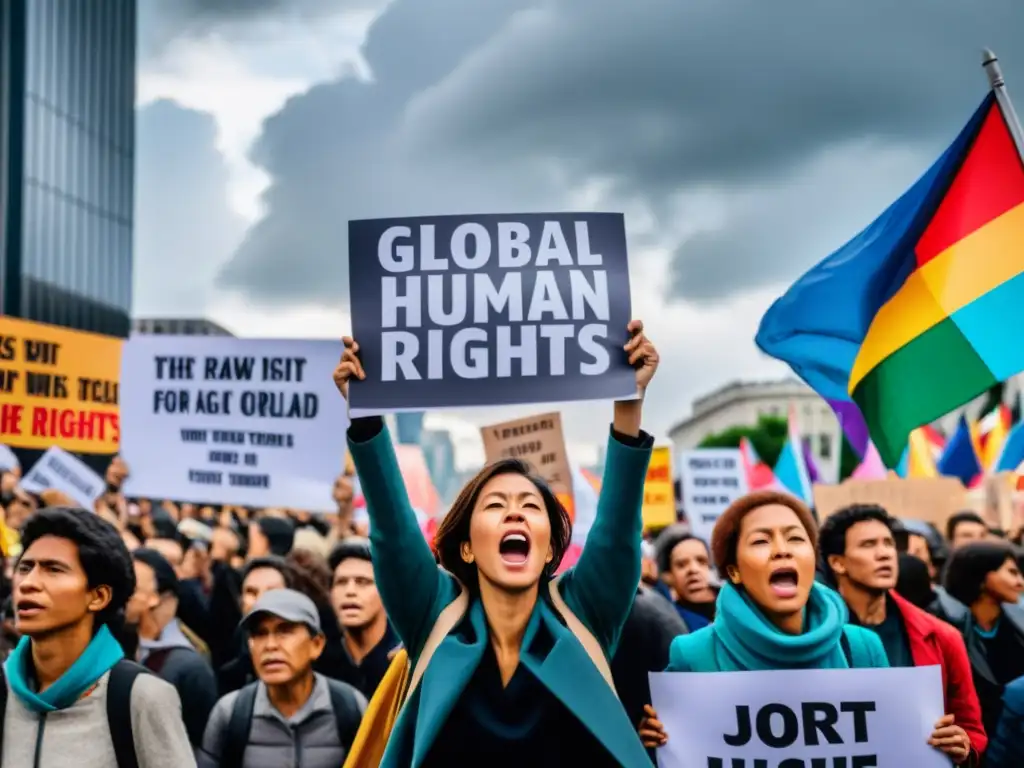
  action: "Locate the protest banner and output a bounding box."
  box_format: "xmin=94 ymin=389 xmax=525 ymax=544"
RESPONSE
xmin=679 ymin=448 xmax=747 ymax=542
xmin=481 ymin=412 xmax=573 ymax=496
xmin=813 ymin=477 xmax=965 ymax=529
xmin=0 ymin=317 xmax=121 ymax=453
xmin=118 ymin=336 xmax=348 ymax=509
xmin=649 ymin=666 xmax=947 ymax=767
xmin=643 ymin=446 xmax=676 ymax=529
xmin=20 ymin=446 xmax=105 ymax=509
xmin=0 ymin=445 xmax=18 ymax=472
xmin=347 ymin=213 xmax=635 ymax=415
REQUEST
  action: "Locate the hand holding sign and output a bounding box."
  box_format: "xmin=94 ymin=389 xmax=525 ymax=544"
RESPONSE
xmin=624 ymin=319 xmax=658 ymax=392
xmin=333 ymin=337 xmax=367 ymax=401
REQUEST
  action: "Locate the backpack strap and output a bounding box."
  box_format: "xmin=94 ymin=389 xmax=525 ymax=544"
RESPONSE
xmin=326 ymin=679 xmax=364 ymax=749
xmin=106 ymin=660 xmax=149 ymax=768
xmin=405 ymin=581 xmax=469 ymax=699
xmin=547 ymin=573 xmax=617 ymax=695
xmin=221 ymin=683 xmax=259 ymax=768
xmin=0 ymin=666 xmax=7 ymax=758
xmin=840 ymin=626 xmax=872 ymax=668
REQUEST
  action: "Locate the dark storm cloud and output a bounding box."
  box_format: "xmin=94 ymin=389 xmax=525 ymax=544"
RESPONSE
xmin=134 ymin=101 xmax=246 ymax=316
xmin=217 ymin=0 xmax=1024 ymax=305
xmin=139 ymin=0 xmax=385 ymax=55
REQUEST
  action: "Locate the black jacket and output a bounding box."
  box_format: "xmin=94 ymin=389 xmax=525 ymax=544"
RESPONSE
xmin=610 ymin=585 xmax=688 ymax=762
xmin=144 ymin=642 xmax=219 ymax=747
xmin=931 ymin=588 xmax=1024 ymax=739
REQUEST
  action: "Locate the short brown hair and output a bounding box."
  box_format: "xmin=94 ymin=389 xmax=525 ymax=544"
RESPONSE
xmin=433 ymin=459 xmax=572 ymax=592
xmin=710 ymin=490 xmax=818 ymax=573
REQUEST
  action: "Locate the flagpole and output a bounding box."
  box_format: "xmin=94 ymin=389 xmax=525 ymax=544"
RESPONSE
xmin=982 ymin=49 xmax=1024 ymax=161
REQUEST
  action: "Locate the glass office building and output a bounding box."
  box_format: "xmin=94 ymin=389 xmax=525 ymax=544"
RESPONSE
xmin=1 ymin=0 xmax=136 ymax=337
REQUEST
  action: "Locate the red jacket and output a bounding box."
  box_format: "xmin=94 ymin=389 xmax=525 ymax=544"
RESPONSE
xmin=891 ymin=590 xmax=987 ymax=760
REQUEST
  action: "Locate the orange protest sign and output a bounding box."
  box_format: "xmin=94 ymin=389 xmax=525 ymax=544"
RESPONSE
xmin=0 ymin=317 xmax=121 ymax=453
xmin=642 ymin=446 xmax=675 ymax=530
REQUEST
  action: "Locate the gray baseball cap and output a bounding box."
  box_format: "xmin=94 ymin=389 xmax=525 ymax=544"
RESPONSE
xmin=240 ymin=588 xmax=322 ymax=635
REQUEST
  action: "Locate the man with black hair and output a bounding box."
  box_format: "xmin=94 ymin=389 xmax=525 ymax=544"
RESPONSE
xmin=327 ymin=538 xmax=398 ymax=698
xmin=947 ymin=511 xmax=990 ymax=551
xmin=819 ymin=504 xmax=986 ymax=765
xmin=199 ymin=589 xmax=365 ymax=768
xmin=654 ymin=529 xmax=717 ymax=631
xmin=127 ymin=548 xmax=217 ymax=750
xmin=1 ymin=507 xmax=194 ymax=767
xmin=248 ymin=517 xmax=295 ymax=559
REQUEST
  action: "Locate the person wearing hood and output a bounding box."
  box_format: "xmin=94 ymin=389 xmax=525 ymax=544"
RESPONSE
xmin=639 ymin=491 xmax=888 ymax=750
xmin=126 ymin=548 xmax=218 ymax=750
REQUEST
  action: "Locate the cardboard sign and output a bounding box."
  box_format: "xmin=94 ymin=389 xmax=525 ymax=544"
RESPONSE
xmin=480 ymin=412 xmax=572 ymax=495
xmin=649 ymin=666 xmax=947 ymax=768
xmin=642 ymin=446 xmax=675 ymax=529
xmin=20 ymin=446 xmax=105 ymax=509
xmin=813 ymin=476 xmax=965 ymax=527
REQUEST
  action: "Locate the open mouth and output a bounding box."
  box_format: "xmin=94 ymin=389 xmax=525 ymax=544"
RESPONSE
xmin=16 ymin=600 xmax=45 ymax=617
xmin=340 ymin=602 xmax=362 ymax=612
xmin=499 ymin=532 xmax=531 ymax=566
xmin=261 ymin=660 xmax=288 ymax=672
xmin=768 ymin=567 xmax=799 ymax=598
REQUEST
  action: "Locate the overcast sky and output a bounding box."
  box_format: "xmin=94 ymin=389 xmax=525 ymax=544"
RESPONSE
xmin=133 ymin=0 xmax=1024 ymax=467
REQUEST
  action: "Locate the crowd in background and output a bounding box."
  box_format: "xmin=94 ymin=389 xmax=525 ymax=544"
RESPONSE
xmin=0 ymin=327 xmax=1021 ymax=766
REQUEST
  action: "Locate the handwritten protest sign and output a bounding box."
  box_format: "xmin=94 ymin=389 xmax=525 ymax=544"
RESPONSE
xmin=481 ymin=412 xmax=572 ymax=496
xmin=0 ymin=317 xmax=121 ymax=453
xmin=649 ymin=666 xmax=947 ymax=768
xmin=347 ymin=213 xmax=635 ymax=415
xmin=643 ymin=446 xmax=676 ymax=529
xmin=20 ymin=446 xmax=105 ymax=509
xmin=679 ymin=448 xmax=747 ymax=543
xmin=118 ymin=336 xmax=348 ymax=508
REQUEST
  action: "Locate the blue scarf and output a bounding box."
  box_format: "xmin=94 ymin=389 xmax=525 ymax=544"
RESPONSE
xmin=3 ymin=625 xmax=124 ymax=713
xmin=712 ymin=581 xmax=851 ymax=671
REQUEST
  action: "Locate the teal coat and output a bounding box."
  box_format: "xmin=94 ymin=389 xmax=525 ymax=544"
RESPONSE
xmin=348 ymin=419 xmax=654 ymax=768
xmin=667 ymin=581 xmax=889 ymax=672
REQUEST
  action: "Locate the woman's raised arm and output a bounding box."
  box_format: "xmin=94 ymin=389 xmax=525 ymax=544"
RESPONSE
xmin=334 ymin=338 xmax=457 ymax=659
xmin=561 ymin=321 xmax=658 ymax=654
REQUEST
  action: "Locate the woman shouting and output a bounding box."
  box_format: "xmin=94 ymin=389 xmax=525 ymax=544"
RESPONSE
xmin=333 ymin=320 xmax=658 ymax=767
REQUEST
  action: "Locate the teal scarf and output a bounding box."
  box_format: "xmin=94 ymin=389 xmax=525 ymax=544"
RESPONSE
xmin=3 ymin=625 xmax=124 ymax=713
xmin=713 ymin=581 xmax=851 ymax=671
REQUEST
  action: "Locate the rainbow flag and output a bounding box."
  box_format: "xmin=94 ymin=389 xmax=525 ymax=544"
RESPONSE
xmin=756 ymin=90 xmax=1024 ymax=466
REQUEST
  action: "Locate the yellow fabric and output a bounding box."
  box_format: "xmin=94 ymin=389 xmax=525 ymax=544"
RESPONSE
xmin=0 ymin=523 xmax=19 ymax=559
xmin=906 ymin=428 xmax=938 ymax=478
xmin=342 ymin=649 xmax=411 ymax=768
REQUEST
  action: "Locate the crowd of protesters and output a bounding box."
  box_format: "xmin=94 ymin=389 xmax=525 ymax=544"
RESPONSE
xmin=0 ymin=324 xmax=1021 ymax=765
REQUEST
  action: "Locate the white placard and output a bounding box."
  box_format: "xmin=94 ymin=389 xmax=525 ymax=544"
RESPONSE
xmin=679 ymin=448 xmax=747 ymax=543
xmin=20 ymin=446 xmax=105 ymax=509
xmin=119 ymin=336 xmax=349 ymax=509
xmin=0 ymin=444 xmax=19 ymax=472
xmin=650 ymin=666 xmax=949 ymax=768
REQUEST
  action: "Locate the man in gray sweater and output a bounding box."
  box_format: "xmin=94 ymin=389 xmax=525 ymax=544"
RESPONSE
xmin=199 ymin=589 xmax=366 ymax=768
xmin=0 ymin=507 xmax=195 ymax=768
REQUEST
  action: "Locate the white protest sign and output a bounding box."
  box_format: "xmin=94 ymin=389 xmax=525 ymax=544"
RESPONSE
xmin=20 ymin=446 xmax=105 ymax=508
xmin=679 ymin=448 xmax=747 ymax=543
xmin=119 ymin=336 xmax=349 ymax=509
xmin=650 ymin=666 xmax=948 ymax=768
xmin=0 ymin=444 xmax=19 ymax=472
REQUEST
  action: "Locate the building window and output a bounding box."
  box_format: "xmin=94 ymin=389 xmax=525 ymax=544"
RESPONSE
xmin=819 ymin=433 xmax=832 ymax=460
